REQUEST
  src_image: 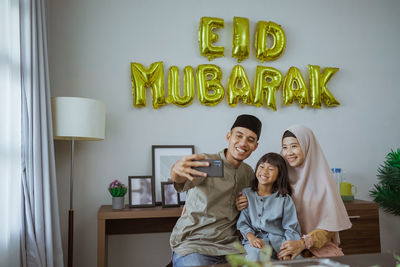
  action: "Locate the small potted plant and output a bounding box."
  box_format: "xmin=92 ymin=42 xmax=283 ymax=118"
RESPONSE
xmin=108 ymin=179 xmax=127 ymax=210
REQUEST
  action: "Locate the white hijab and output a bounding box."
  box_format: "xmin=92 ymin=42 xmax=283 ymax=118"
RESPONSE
xmin=284 ymin=125 xmax=351 ymax=244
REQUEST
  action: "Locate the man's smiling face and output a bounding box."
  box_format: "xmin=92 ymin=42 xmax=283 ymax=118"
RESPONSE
xmin=225 ymin=127 xmax=258 ymax=167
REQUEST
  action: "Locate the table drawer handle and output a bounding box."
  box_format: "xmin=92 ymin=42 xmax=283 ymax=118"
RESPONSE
xmin=348 ymin=215 xmax=361 ymax=219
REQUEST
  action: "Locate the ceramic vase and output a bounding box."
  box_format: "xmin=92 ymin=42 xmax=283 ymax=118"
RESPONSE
xmin=112 ymin=196 xmax=125 ymax=210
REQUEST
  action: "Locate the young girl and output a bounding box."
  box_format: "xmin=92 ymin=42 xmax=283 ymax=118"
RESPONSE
xmin=237 ymin=152 xmax=301 ymax=261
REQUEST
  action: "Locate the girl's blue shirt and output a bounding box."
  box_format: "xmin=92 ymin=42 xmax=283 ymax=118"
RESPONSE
xmin=237 ymin=187 xmax=301 ymax=253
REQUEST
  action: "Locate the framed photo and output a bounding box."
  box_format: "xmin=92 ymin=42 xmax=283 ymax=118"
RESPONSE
xmin=128 ymin=176 xmax=155 ymax=208
xmin=152 ymin=145 xmax=194 ymax=203
xmin=179 ymin=191 xmax=186 ymax=205
xmin=161 ymin=182 xmax=180 ymax=207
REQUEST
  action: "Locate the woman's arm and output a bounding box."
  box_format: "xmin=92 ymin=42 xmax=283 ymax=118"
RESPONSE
xmin=278 ymin=229 xmax=335 ymax=259
xmin=303 ymin=229 xmax=334 ymax=249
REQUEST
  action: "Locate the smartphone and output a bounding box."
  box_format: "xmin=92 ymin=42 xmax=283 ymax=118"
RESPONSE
xmin=193 ymin=159 xmax=223 ymax=177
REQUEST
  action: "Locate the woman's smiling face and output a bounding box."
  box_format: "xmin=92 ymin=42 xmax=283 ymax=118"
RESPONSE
xmin=281 ymin=137 xmax=304 ymax=167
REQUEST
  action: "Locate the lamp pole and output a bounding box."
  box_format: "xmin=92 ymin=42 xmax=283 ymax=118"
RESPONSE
xmin=51 ymin=97 xmax=106 ymax=267
xmin=68 ymin=139 xmax=75 ymax=267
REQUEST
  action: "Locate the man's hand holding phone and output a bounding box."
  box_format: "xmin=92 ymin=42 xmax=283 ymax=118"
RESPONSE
xmin=170 ymin=154 xmax=210 ymax=183
xmin=193 ymin=159 xmax=223 ymax=177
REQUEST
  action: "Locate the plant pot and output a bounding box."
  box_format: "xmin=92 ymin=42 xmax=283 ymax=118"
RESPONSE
xmin=112 ymin=197 xmax=125 ymax=210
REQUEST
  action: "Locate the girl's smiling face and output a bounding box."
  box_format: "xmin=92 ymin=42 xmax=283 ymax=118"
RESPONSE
xmin=281 ymin=137 xmax=304 ymax=167
xmin=256 ymin=161 xmax=279 ymax=186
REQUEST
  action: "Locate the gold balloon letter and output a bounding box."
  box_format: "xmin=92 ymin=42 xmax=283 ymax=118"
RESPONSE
xmin=196 ymin=64 xmax=224 ymax=106
xmin=199 ymin=17 xmax=225 ymax=61
xmin=255 ymin=21 xmax=286 ymax=62
xmin=253 ymin=66 xmax=283 ymax=111
xmin=227 ymin=65 xmax=253 ymax=107
xmin=320 ymin=67 xmax=340 ymax=107
xmin=309 ymin=65 xmax=340 ymax=108
xmin=166 ymin=66 xmax=195 ymax=107
xmin=282 ymin=67 xmax=308 ymax=108
xmin=232 ymin=17 xmax=250 ymax=63
xmin=309 ymin=65 xmax=321 ymax=108
xmin=131 ymin=62 xmax=165 ymax=109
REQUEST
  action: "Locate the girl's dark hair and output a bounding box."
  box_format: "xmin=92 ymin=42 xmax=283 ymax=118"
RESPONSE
xmin=251 ymin=152 xmax=292 ymax=197
xmin=282 ymin=130 xmax=296 ymax=140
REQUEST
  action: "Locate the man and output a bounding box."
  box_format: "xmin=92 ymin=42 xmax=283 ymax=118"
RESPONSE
xmin=170 ymin=114 xmax=262 ymax=267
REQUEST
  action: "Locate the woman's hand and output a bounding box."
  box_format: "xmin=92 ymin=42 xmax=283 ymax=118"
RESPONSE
xmin=246 ymin=233 xmax=265 ymax=249
xmin=278 ymin=239 xmax=305 ymax=260
xmin=235 ymin=192 xmax=248 ymax=211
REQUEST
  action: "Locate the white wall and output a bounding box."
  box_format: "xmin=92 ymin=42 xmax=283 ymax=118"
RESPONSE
xmin=47 ymin=0 xmax=400 ymax=266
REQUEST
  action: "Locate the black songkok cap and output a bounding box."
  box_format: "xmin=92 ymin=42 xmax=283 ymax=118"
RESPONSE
xmin=231 ymin=114 xmax=262 ymax=140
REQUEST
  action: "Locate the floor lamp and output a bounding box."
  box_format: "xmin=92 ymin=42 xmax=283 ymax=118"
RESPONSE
xmin=51 ymin=97 xmax=106 ymax=267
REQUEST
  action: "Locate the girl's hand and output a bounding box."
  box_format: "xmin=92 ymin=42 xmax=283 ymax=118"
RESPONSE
xmin=278 ymin=240 xmax=305 ymax=260
xmin=236 ymin=192 xmax=248 ymax=211
xmin=247 ymin=233 xmax=265 ymax=249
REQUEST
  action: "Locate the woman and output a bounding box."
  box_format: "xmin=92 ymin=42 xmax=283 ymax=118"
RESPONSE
xmin=236 ymin=125 xmax=351 ymax=259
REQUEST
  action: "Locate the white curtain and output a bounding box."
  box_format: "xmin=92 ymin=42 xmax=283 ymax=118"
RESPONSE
xmin=20 ymin=0 xmax=64 ymax=265
xmin=1 ymin=0 xmax=63 ymax=266
xmin=0 ymin=0 xmax=22 ymax=266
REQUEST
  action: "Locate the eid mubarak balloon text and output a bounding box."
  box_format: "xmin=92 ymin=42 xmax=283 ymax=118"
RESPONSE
xmin=131 ymin=17 xmax=340 ymax=110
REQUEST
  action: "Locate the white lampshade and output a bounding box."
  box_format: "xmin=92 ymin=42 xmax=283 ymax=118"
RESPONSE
xmin=51 ymin=97 xmax=106 ymax=140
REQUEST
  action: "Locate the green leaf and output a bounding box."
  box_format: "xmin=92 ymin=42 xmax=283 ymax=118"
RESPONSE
xmin=370 ymin=149 xmax=400 ymax=216
xmin=226 ymin=254 xmax=260 ymax=267
xmin=121 ymin=187 xmax=127 ymax=196
xmin=393 ymin=253 xmax=400 ymax=262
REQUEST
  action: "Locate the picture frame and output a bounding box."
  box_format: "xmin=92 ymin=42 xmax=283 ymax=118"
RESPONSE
xmin=152 ymin=145 xmax=194 ymax=204
xmin=161 ymin=182 xmax=180 ymax=208
xmin=179 ymin=191 xmax=186 ymax=205
xmin=128 ymin=176 xmax=155 ymax=208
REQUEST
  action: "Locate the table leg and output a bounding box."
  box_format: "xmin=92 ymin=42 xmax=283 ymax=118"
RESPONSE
xmin=97 ymin=218 xmax=107 ymax=267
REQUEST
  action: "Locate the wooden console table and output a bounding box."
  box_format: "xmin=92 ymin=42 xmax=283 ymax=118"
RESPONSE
xmin=340 ymin=199 xmax=381 ymax=254
xmin=97 ymin=205 xmax=182 ymax=267
xmin=97 ymin=200 xmax=380 ymax=267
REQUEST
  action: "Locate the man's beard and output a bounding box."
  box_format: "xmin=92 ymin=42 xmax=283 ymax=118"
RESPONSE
xmin=232 ymin=155 xmax=244 ymax=163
